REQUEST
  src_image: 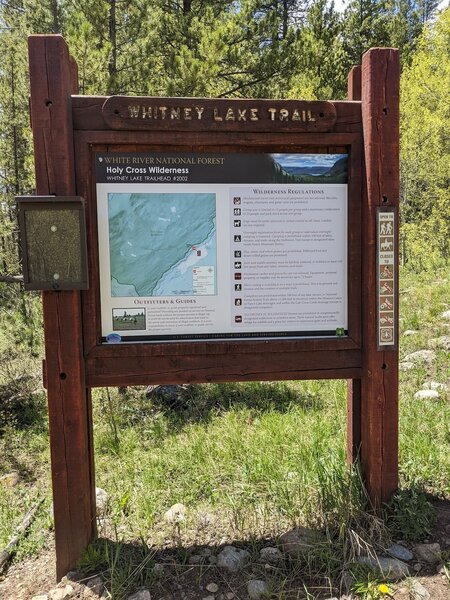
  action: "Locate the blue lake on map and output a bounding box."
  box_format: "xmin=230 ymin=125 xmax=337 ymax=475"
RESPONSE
xmin=108 ymin=192 xmax=217 ymax=297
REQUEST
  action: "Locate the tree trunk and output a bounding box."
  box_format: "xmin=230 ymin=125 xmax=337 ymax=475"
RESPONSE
xmin=51 ymin=0 xmax=59 ymax=33
xmin=282 ymin=0 xmax=289 ymax=39
xmin=108 ymin=0 xmax=117 ymax=93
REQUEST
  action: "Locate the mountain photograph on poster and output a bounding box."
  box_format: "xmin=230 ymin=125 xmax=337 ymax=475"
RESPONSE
xmin=270 ymin=153 xmax=348 ymax=183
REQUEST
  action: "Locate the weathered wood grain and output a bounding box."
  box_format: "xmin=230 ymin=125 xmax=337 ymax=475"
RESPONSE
xmin=75 ymin=128 xmax=360 ymax=147
xmin=28 ymin=34 xmax=96 ymax=581
xmin=360 ymin=48 xmax=399 ymax=505
xmin=86 ymin=352 xmax=361 ymax=387
xmin=87 ymin=337 xmax=360 ymax=359
xmin=102 ymin=97 xmax=337 ymax=132
xmin=347 ymin=66 xmax=362 ymax=102
xmin=72 ymin=97 xmax=361 ymax=133
xmin=346 ymin=64 xmax=363 ymax=464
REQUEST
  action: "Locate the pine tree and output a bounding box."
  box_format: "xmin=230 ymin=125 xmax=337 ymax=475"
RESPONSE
xmin=385 ymin=0 xmax=423 ymax=65
xmin=0 ymin=3 xmax=35 ymax=279
xmin=342 ymin=0 xmax=391 ymax=66
xmin=287 ymin=0 xmax=347 ymax=99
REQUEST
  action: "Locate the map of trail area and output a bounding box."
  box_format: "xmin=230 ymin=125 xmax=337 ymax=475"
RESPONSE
xmin=108 ymin=192 xmax=217 ymax=297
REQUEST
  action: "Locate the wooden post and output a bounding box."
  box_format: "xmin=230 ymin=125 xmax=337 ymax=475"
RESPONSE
xmin=347 ymin=65 xmax=362 ymax=102
xmin=346 ymin=64 xmax=362 ymax=464
xmin=360 ymin=48 xmax=399 ymax=506
xmin=28 ymin=35 xmax=96 ymax=580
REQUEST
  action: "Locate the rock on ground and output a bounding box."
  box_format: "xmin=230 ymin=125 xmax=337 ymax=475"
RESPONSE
xmin=128 ymin=590 xmax=151 ymax=600
xmin=206 ymin=582 xmax=219 ymax=593
xmin=357 ymin=556 xmax=410 ymax=580
xmin=0 ymin=471 xmax=20 ymax=487
xmin=414 ymin=390 xmax=440 ymax=400
xmin=441 ymin=310 xmax=450 ymax=320
xmin=387 ymin=544 xmax=414 ymax=562
xmin=146 ymin=384 xmax=186 ymax=403
xmin=410 ymin=579 xmax=430 ymax=600
xmin=196 ymin=511 xmax=216 ymax=528
xmin=403 ymin=350 xmax=436 ymax=364
xmin=423 ymin=381 xmax=449 ymax=391
xmin=85 ymin=575 xmax=104 ymax=595
xmin=217 ymin=546 xmax=250 ymax=572
xmin=260 ymin=546 xmax=283 ymax=564
xmin=429 ymin=335 xmax=450 ymax=350
xmin=400 ymin=362 xmax=414 ymax=371
xmin=280 ymin=526 xmax=324 ymax=557
xmin=413 ymin=542 xmax=441 ymax=564
xmin=247 ymin=579 xmax=269 ymax=599
xmin=95 ymin=487 xmax=109 ymax=516
xmin=164 ymin=503 xmax=186 ymax=523
xmin=48 ymin=587 xmax=73 ymax=600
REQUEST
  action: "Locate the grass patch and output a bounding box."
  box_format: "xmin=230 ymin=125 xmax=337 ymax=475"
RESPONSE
xmin=0 ymin=291 xmax=51 ymax=559
xmin=93 ymin=380 xmax=349 ymax=538
xmin=398 ymin=268 xmax=450 ymax=495
xmin=0 ymin=421 xmax=51 ymax=558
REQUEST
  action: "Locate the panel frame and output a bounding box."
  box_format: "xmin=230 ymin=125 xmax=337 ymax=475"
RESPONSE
xmin=73 ymin=130 xmax=363 ymax=387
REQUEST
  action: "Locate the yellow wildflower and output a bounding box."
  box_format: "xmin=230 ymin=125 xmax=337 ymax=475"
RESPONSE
xmin=378 ymin=583 xmax=392 ymax=596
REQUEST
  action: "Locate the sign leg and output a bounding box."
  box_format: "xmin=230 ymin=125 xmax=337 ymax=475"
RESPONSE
xmin=347 ymin=379 xmax=362 ymax=463
xmin=360 ymin=48 xmax=400 ymax=506
xmin=28 ymin=34 xmax=97 ymax=580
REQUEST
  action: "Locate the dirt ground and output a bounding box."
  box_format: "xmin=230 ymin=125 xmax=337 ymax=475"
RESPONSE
xmin=0 ymin=501 xmax=449 ymax=600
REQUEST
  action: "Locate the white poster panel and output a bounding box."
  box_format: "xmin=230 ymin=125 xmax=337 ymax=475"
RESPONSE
xmin=95 ymin=153 xmax=348 ymax=342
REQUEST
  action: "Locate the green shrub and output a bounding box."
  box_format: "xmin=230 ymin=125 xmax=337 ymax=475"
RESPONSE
xmin=387 ymin=488 xmax=436 ymax=542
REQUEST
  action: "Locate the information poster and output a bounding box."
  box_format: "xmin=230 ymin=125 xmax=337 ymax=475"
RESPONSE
xmin=96 ymin=153 xmax=348 ymax=342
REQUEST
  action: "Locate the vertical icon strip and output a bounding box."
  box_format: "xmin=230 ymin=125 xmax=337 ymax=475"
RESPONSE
xmin=377 ymin=210 xmax=395 ymax=347
xmin=231 ymin=194 xmax=243 ymax=326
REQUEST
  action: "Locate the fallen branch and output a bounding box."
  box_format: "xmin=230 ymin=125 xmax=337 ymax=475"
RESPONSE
xmin=0 ymin=498 xmax=44 ymax=572
xmin=0 ymin=274 xmax=23 ymax=284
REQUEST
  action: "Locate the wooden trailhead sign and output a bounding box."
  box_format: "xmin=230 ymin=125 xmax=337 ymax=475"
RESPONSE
xmin=25 ymin=35 xmax=400 ymax=579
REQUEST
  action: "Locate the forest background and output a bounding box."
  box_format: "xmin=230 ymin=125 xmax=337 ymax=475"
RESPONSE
xmin=1 ymin=0 xmax=449 ymax=297
xmin=0 ymin=2 xmax=450 ymax=597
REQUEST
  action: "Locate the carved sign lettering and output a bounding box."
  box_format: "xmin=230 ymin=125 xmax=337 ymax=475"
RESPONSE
xmin=102 ymin=97 xmax=337 ymax=132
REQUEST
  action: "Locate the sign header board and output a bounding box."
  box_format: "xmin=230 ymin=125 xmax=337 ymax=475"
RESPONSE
xmin=96 ymin=152 xmax=348 ymax=342
xmin=102 ymin=97 xmax=337 ymax=132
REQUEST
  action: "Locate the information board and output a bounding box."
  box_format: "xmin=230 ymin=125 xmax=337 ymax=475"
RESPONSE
xmin=96 ymin=152 xmax=348 ymax=341
xmin=27 ymin=38 xmax=400 ymax=576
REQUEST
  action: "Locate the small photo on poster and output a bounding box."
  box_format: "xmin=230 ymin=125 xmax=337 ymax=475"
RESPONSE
xmin=112 ymin=308 xmax=146 ymax=331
